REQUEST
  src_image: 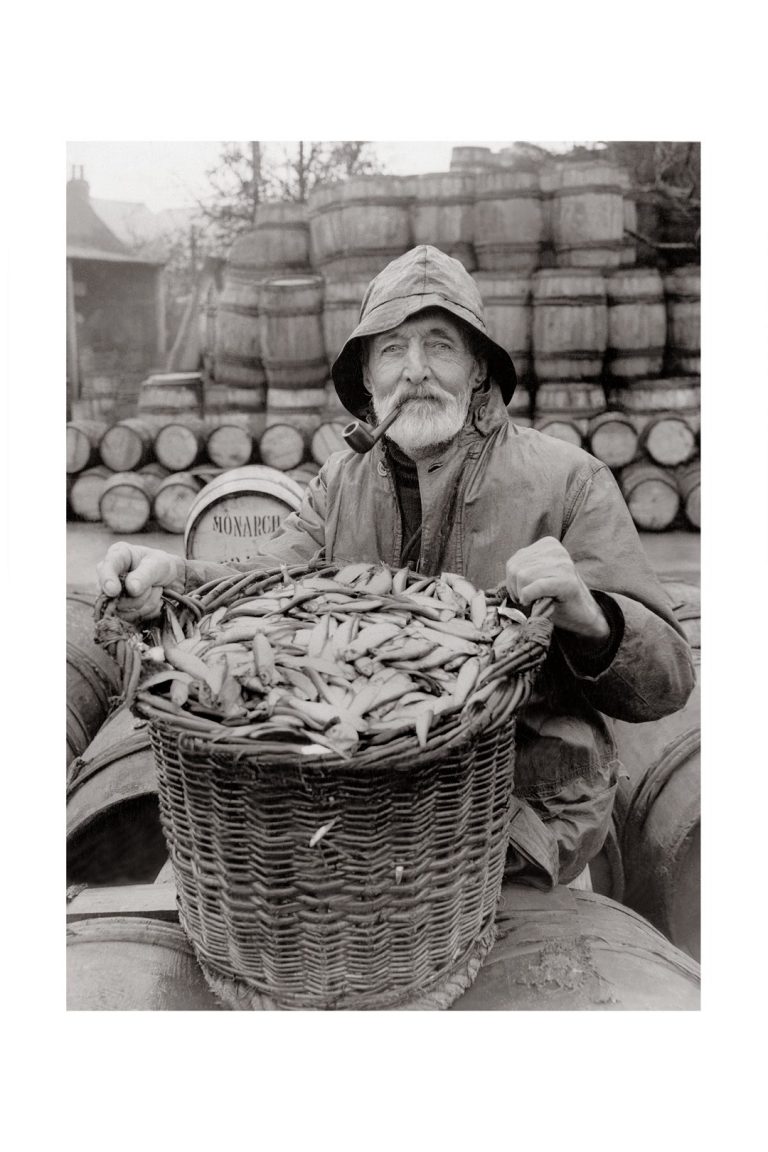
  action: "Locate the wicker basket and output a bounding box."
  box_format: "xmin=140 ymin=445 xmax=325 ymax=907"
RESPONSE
xmin=115 ymin=563 xmax=553 ymax=1010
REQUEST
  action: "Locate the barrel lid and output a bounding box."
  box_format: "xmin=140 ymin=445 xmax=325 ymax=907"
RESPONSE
xmin=183 ymin=466 xmax=305 ymax=559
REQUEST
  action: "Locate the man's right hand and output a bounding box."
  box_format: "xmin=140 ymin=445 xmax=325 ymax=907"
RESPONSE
xmin=96 ymin=543 xmax=186 ymax=622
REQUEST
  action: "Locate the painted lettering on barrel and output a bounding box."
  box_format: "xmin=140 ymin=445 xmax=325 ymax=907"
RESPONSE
xmin=211 ymin=513 xmax=283 ymax=537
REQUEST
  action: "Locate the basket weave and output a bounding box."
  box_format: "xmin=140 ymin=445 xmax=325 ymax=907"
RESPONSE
xmin=123 ymin=563 xmax=553 ymax=1010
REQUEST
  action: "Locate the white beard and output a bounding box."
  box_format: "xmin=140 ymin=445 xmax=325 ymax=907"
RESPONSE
xmin=373 ymin=389 xmax=472 ymax=458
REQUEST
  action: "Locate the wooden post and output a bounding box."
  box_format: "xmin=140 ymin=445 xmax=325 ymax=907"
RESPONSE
xmin=155 ymin=266 xmax=167 ymax=360
xmin=66 ymin=259 xmax=80 ymax=415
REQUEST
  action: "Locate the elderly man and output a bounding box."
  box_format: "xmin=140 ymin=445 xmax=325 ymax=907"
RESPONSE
xmin=97 ymin=245 xmax=695 ymax=888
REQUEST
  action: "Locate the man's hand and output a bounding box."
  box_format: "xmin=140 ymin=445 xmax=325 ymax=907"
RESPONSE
xmin=96 ymin=543 xmax=186 ymax=623
xmin=505 ymin=536 xmax=610 ymax=642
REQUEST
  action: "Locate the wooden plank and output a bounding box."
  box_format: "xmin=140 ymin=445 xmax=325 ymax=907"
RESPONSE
xmin=66 ymin=259 xmax=80 ymax=408
xmin=155 ymin=267 xmax=167 ymax=360
xmin=66 ymin=882 xmax=178 ymax=923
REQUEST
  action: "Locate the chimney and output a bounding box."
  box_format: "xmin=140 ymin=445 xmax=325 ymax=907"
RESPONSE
xmin=67 ymin=166 xmax=90 ymax=201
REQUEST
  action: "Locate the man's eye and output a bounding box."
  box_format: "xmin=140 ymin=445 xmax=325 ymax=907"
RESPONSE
xmin=380 ymin=344 xmax=402 ymax=354
xmin=431 ymin=341 xmax=452 ymax=351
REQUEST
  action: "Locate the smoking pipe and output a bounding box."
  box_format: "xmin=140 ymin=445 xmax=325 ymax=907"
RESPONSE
xmin=342 ymin=404 xmax=403 ymax=453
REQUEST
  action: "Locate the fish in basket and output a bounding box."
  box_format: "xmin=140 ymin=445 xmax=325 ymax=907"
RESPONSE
xmin=96 ymin=559 xmax=553 ymax=1010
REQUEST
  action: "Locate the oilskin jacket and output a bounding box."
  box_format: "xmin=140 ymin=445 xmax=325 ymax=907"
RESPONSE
xmin=184 ymin=382 xmax=696 ymax=887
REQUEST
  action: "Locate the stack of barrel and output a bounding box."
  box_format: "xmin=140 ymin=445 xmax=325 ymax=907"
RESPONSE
xmin=200 ymin=156 xmax=699 ymax=536
xmin=66 ymin=374 xmax=347 ymax=550
xmin=73 ymin=149 xmax=695 ymax=536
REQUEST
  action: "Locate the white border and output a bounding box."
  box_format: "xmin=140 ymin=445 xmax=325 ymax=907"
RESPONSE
xmin=4 ymin=2 xmax=767 ymax=1145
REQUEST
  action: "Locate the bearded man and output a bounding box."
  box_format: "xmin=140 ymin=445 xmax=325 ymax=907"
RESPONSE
xmin=96 ymin=245 xmax=695 ymax=888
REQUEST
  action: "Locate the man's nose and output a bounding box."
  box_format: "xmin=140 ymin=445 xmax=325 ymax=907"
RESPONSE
xmin=402 ymin=338 xmax=429 ymax=383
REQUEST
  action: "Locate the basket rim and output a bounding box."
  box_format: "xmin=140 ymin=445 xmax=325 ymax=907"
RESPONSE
xmin=142 ymin=692 xmax=510 ymax=775
xmin=105 ymin=558 xmax=553 ymax=773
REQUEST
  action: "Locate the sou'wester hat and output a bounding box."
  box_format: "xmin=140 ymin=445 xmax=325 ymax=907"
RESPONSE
xmin=331 ymin=245 xmax=517 ymax=419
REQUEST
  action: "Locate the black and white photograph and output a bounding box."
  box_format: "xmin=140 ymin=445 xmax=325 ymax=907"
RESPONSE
xmin=6 ymin=5 xmax=767 ymax=1145
xmin=64 ymin=139 xmax=702 ymax=1010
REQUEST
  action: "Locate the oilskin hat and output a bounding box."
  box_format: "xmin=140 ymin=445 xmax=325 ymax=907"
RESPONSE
xmin=331 ymin=244 xmax=517 ymax=418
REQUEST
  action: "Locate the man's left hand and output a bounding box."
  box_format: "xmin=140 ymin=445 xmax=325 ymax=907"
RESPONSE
xmin=505 ymin=536 xmax=610 ymax=642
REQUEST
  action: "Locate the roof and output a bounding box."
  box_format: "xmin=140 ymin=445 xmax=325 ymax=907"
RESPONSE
xmin=66 ymin=245 xmax=165 ymax=265
xmin=66 ymin=177 xmax=165 ymax=266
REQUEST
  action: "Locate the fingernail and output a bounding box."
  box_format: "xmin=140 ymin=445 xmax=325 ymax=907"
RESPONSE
xmin=105 ymin=580 xmax=120 ymax=595
xmin=126 ymin=576 xmax=141 ymax=595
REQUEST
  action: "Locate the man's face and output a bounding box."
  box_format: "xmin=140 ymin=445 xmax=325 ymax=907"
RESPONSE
xmin=362 ymin=308 xmax=486 ymax=458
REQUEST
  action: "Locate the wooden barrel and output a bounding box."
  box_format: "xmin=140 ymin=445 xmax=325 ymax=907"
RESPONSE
xmin=532 ymin=270 xmax=607 ymax=382
xmin=99 ymin=472 xmax=153 ymax=534
xmin=612 ymin=663 xmax=701 ymax=961
xmin=66 ymin=590 xmax=122 ymax=766
xmin=152 ymin=472 xmax=204 ymax=535
xmin=662 ymin=578 xmax=701 ymax=653
xmin=213 ymin=247 xmax=268 ymax=432
xmin=257 ymin=423 xmax=307 ymax=472
xmin=664 ymin=265 xmax=700 ymax=374
xmin=472 ymin=272 xmax=532 ymax=379
xmin=99 ymin=418 xmax=154 ymax=473
xmin=587 ymin=818 xmax=625 ymax=903
xmin=411 ymin=171 xmax=476 ymax=270
xmin=152 ymin=416 xmax=207 ymax=472
xmin=606 ymin=268 xmax=666 ymax=379
xmin=307 ymin=175 xmax=413 ymax=278
xmin=67 ymin=420 xmax=108 ymax=474
xmin=450 ymin=145 xmax=497 ymax=173
xmin=322 ymin=378 xmax=353 ymax=422
xmin=535 ymin=383 xmax=606 ymax=427
xmin=534 ymin=382 xmax=606 ymax=447
xmin=205 ymin=421 xmax=255 ymax=469
xmin=321 ymin=277 xmax=370 ymax=364
xmin=137 ymin=372 xmax=203 ymax=425
xmin=611 ymin=377 xmax=701 ymax=434
xmin=676 ymin=461 xmax=701 ymax=530
xmin=473 ymin=171 xmax=544 ymax=271
xmin=532 ymin=417 xmax=584 ymax=447
xmin=550 ymin=160 xmax=625 ymax=269
xmin=69 ymin=465 xmax=112 ymax=522
xmin=260 ymin=276 xmax=328 ymax=431
xmin=137 ymin=462 xmax=171 ymax=498
xmin=204 ymin=383 xmax=267 ymax=434
xmin=639 ymin=414 xmax=697 ymax=467
xmin=507 ymin=386 xmax=532 ymax=423
xmin=311 ymin=421 xmax=347 ymax=466
xmin=449 ymin=885 xmax=699 ymax=1010
xmin=591 ymin=576 xmax=700 ymax=900
xmin=538 ymin=163 xmax=559 ymax=254
xmin=66 ymin=708 xmax=167 ymax=886
xmin=184 ymin=466 xmax=305 ymax=564
xmin=587 ymin=410 xmax=639 ymax=469
xmin=285 ymin=463 xmax=321 ymax=488
xmin=230 ymin=201 xmax=312 ymax=277
xmin=617 ymin=168 xmax=637 ymax=266
xmin=214 ymin=273 xmax=265 ymax=386
xmin=620 ymin=461 xmax=680 ymax=531
xmin=67 ymin=917 xmax=221 ymax=1011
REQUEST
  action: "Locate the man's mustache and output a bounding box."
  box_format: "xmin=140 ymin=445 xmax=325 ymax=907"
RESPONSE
xmin=388 ymin=387 xmax=445 ymax=408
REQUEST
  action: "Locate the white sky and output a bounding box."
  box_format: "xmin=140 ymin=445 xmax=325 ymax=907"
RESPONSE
xmin=65 ymin=140 xmax=578 ymax=211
